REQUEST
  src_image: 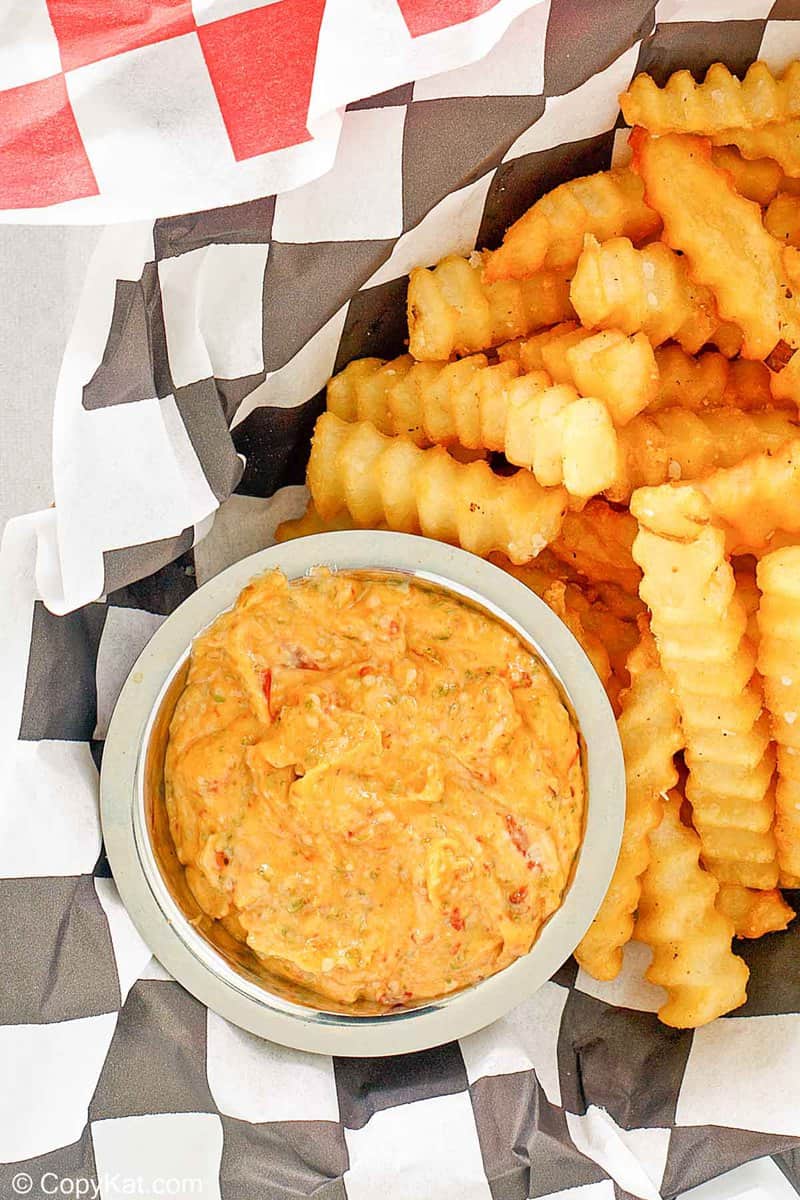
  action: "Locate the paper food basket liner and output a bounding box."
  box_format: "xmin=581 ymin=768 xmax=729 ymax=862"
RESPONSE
xmin=4 ymin=2 xmax=800 ymax=1198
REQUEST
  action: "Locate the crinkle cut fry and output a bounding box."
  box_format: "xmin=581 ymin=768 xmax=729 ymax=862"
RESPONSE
xmin=540 ymin=579 xmax=612 ymax=688
xmin=716 ymin=882 xmax=795 ymax=939
xmin=712 ymin=120 xmax=800 ymax=179
xmin=631 ymin=482 xmax=778 ymax=889
xmin=709 ymin=144 xmax=785 ymax=206
xmin=549 ymin=499 xmax=642 ymax=596
xmin=407 ymin=252 xmax=574 ymax=361
xmin=697 ymin=437 xmax=800 ymax=554
xmin=275 ymin=499 xmax=364 ymax=543
xmin=757 ymin=546 xmax=800 ymax=878
xmin=327 ymin=354 xmax=619 ymax=499
xmin=570 ymin=235 xmax=724 ymax=354
xmin=651 ymin=345 xmax=780 ymax=413
xmin=499 ymin=323 xmax=658 ymax=426
xmin=575 ymin=621 xmax=681 ymax=981
xmin=485 ymin=166 xmax=661 ymax=282
xmin=307 ymin=412 xmax=568 ymax=564
xmin=608 ymin=406 xmax=800 ymax=503
xmin=765 ymin=191 xmax=800 ymax=247
xmin=635 ymin=791 xmax=749 ymax=1027
xmin=620 ymin=60 xmax=800 ymax=136
xmin=631 ymin=129 xmax=800 ymax=359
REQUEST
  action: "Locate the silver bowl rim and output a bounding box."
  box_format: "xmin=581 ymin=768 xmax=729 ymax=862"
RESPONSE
xmin=100 ymin=530 xmax=625 ymax=1057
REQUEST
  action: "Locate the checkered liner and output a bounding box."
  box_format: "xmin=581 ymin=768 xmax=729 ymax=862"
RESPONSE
xmin=0 ymin=0 xmax=539 ymax=222
xmin=5 ymin=2 xmax=800 ymax=1197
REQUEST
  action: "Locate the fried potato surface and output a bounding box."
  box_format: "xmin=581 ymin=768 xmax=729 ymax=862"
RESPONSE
xmin=307 ymin=412 xmax=567 ymax=563
xmin=576 ymin=623 xmax=682 ymax=980
xmin=765 ymin=192 xmax=800 ymax=246
xmin=712 ymin=120 xmax=800 ymax=179
xmin=328 ymin=354 xmax=619 ymax=499
xmin=609 ymin=407 xmax=799 ymax=502
xmin=632 ymin=129 xmax=800 ymax=359
xmin=710 ymin=144 xmax=785 ymax=206
xmin=620 ymin=60 xmax=800 ymax=135
xmin=635 ymin=791 xmax=749 ymax=1027
xmin=697 ymin=438 xmax=800 ymax=553
xmin=651 ymin=346 xmax=779 ymax=413
xmin=631 ymin=483 xmax=778 ymax=889
xmin=275 ymin=499 xmax=364 ymax=543
xmin=757 ymin=546 xmax=800 ymax=878
xmin=570 ymin=235 xmax=721 ymax=353
xmin=407 ymin=252 xmax=573 ymax=361
xmin=485 ymin=167 xmax=660 ymax=282
xmin=550 ymin=499 xmax=642 ymax=595
xmin=500 ymin=325 xmax=658 ymax=426
xmin=541 ymin=579 xmax=612 ymax=686
xmin=716 ymin=883 xmax=795 ymax=938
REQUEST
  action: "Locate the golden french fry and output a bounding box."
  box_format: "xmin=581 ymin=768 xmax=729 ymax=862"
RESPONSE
xmin=570 ymin=235 xmax=721 ymax=353
xmin=620 ymin=60 xmax=800 ymax=135
xmin=489 ymin=546 xmax=584 ymax=589
xmin=632 ymin=129 xmax=800 ymax=358
xmin=328 ymin=353 xmax=619 ymax=499
xmin=551 ymin=499 xmax=642 ymax=596
xmin=275 ymin=499 xmax=364 ymax=543
xmin=631 ymin=483 xmax=778 ymax=889
xmin=327 ymin=352 xmax=513 ymax=446
xmin=407 ymin=252 xmax=573 ymax=361
xmin=697 ymin=437 xmax=800 ymax=553
xmin=635 ymin=791 xmax=749 ymax=1027
xmin=716 ymin=883 xmax=795 ymax=938
xmin=566 ymin=330 xmax=659 ymax=426
xmin=710 ymin=144 xmax=785 ymax=206
xmin=485 ymin=167 xmax=661 ymax=282
xmin=757 ymin=546 xmax=800 ymax=878
xmin=541 ymin=580 xmax=612 ymax=686
xmin=497 ymin=321 xmax=583 ymax=375
xmin=712 ymin=120 xmax=800 ymax=178
xmin=503 ymin=378 xmax=619 ymax=498
xmin=733 ymin=556 xmax=761 ymax=647
xmin=651 ymin=345 xmax=780 ymax=413
xmin=500 ymin=325 xmax=659 ymax=426
xmin=770 ymin=349 xmax=800 ymax=405
xmin=307 ymin=412 xmax=567 ymax=563
xmin=576 ymin=623 xmax=682 ymax=980
xmin=608 ymin=407 xmax=799 ymax=503
xmin=765 ymin=192 xmax=800 ymax=248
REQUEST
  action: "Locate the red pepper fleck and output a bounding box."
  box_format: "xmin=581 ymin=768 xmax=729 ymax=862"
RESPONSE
xmin=388 ymin=620 xmax=399 ymax=635
xmin=450 ymin=907 xmax=465 ymax=931
xmin=509 ymin=886 xmax=528 ymax=905
xmin=359 ymin=665 xmax=373 ymax=677
xmin=215 ymin=850 xmax=230 ymax=869
xmin=296 ymin=652 xmax=320 ymax=670
xmin=506 ymin=814 xmax=529 ymax=855
xmin=261 ymin=668 xmax=274 ymax=720
xmin=515 ymin=672 xmax=532 ymax=688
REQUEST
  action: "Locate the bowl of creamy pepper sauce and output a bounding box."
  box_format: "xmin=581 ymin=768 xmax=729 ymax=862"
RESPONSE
xmin=101 ymin=531 xmax=624 ymax=1056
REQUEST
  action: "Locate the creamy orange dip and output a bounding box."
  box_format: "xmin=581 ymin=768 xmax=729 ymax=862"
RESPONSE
xmin=165 ymin=569 xmax=584 ymax=1008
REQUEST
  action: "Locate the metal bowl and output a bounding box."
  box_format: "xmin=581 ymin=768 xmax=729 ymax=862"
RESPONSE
xmin=101 ymin=530 xmax=624 ymax=1056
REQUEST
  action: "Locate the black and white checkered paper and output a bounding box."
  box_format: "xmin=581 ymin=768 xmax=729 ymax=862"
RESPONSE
xmin=5 ymin=3 xmax=800 ymax=1197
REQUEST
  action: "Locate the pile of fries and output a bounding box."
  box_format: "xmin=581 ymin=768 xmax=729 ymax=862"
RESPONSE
xmin=277 ymin=60 xmax=800 ymax=1028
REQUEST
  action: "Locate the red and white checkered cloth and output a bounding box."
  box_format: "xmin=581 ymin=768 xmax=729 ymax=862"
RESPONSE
xmin=0 ymin=0 xmax=541 ymax=222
